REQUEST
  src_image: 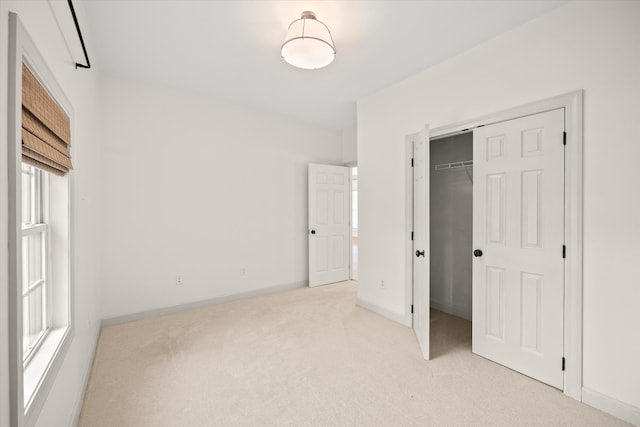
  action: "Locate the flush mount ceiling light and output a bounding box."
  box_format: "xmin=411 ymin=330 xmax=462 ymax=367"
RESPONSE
xmin=281 ymin=11 xmax=336 ymax=70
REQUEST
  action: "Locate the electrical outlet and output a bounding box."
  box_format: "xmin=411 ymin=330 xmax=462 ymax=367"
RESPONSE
xmin=176 ymin=275 xmax=183 ymax=286
xmin=240 ymin=268 xmax=246 ymax=276
xmin=380 ymin=280 xmax=385 ymax=288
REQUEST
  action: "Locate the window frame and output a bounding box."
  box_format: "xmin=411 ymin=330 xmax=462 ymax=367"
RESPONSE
xmin=7 ymin=13 xmax=75 ymax=427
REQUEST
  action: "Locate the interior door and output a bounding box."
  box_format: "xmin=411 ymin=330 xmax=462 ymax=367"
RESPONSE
xmin=412 ymin=126 xmax=430 ymax=360
xmin=308 ymin=164 xmax=350 ymax=287
xmin=472 ymin=109 xmax=565 ymax=389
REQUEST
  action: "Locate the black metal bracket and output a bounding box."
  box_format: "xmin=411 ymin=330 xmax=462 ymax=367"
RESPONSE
xmin=68 ymin=0 xmax=91 ymax=69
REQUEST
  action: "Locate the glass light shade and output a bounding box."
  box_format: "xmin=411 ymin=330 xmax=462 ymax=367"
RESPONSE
xmin=281 ymin=12 xmax=335 ymax=70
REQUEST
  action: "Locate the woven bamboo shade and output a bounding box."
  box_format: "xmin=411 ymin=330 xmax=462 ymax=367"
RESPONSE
xmin=22 ymin=64 xmax=72 ymax=176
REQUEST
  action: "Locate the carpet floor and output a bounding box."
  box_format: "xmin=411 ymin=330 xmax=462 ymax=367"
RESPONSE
xmin=78 ymin=281 xmax=627 ymax=426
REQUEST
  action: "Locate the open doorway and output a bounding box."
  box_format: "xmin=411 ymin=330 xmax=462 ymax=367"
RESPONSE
xmin=429 ymin=133 xmax=473 ymax=358
xmin=350 ymin=166 xmax=358 ymax=281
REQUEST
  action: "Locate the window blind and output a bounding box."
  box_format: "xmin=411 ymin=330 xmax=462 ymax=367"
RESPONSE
xmin=21 ymin=64 xmax=72 ymax=176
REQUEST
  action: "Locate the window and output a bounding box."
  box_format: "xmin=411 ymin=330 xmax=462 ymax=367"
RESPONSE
xmin=21 ymin=161 xmax=71 ymax=421
xmin=21 ymin=164 xmax=50 ymax=364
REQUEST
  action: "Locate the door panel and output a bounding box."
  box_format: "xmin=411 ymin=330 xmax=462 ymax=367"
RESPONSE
xmin=472 ymin=109 xmax=564 ymax=389
xmin=412 ymin=126 xmax=430 ymax=360
xmin=308 ymin=164 xmax=350 ymax=287
xmin=485 ymin=266 xmax=505 ymax=341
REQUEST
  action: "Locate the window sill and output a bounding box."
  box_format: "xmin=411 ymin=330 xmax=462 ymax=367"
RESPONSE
xmin=23 ymin=325 xmax=72 ymax=423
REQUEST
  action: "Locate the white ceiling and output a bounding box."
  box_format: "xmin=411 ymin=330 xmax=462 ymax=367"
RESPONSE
xmin=84 ymin=0 xmax=566 ymax=131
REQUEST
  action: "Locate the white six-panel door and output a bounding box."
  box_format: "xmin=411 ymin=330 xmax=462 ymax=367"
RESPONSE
xmin=412 ymin=127 xmax=430 ymax=360
xmin=472 ymin=109 xmax=565 ymax=389
xmin=308 ymin=164 xmax=350 ymax=287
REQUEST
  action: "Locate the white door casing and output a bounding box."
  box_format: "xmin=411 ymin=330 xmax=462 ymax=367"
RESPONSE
xmin=308 ymin=164 xmax=350 ymax=287
xmin=412 ymin=127 xmax=430 ymax=360
xmin=472 ymin=109 xmax=565 ymax=389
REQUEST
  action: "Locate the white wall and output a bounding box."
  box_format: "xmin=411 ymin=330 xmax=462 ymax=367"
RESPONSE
xmin=357 ymin=0 xmax=640 ymax=416
xmin=342 ymin=126 xmax=357 ymax=164
xmin=98 ymin=74 xmax=343 ymax=319
xmin=0 ymin=1 xmax=103 ymax=426
xmin=430 ymin=134 xmax=472 ymax=320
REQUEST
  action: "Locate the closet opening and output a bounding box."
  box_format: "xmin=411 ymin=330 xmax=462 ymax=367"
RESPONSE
xmin=429 ymin=132 xmax=473 ymax=359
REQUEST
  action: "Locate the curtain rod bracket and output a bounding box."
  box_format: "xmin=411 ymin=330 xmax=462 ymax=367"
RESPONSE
xmin=67 ymin=0 xmax=91 ymax=69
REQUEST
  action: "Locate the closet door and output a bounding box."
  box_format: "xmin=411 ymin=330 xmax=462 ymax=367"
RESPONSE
xmin=412 ymin=126 xmax=430 ymax=360
xmin=472 ymin=109 xmax=565 ymax=389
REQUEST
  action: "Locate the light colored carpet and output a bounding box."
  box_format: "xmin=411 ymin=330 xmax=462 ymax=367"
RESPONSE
xmin=79 ymin=281 xmax=627 ymax=426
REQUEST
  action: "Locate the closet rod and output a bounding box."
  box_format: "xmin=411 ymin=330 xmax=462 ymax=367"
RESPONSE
xmin=68 ymin=0 xmax=91 ymax=69
xmin=434 ymin=160 xmax=473 ymax=171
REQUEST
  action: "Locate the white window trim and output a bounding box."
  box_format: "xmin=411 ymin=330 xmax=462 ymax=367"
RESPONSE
xmin=8 ymin=13 xmax=75 ymax=427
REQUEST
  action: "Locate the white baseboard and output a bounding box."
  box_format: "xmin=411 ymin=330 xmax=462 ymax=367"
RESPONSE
xmin=582 ymin=387 xmax=640 ymax=426
xmin=430 ymin=299 xmax=472 ymax=321
xmin=356 ymin=297 xmax=411 ymax=327
xmin=70 ymin=324 xmax=101 ymax=426
xmin=101 ymin=281 xmax=308 ymax=327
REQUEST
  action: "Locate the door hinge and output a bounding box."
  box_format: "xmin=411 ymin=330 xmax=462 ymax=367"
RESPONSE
xmin=411 ymin=304 xmax=414 ymax=314
xmin=411 ymin=158 xmax=414 ymax=167
xmin=411 ymin=231 xmax=414 ymax=241
xmin=562 ymin=357 xmax=566 ymax=371
xmin=562 ymin=245 xmax=566 ymax=259
xmin=563 ymin=131 xmax=567 ymax=146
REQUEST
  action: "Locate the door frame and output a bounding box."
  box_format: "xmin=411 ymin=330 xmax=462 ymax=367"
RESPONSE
xmin=406 ymin=90 xmax=583 ymax=401
xmin=345 ymin=161 xmax=357 ymax=281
